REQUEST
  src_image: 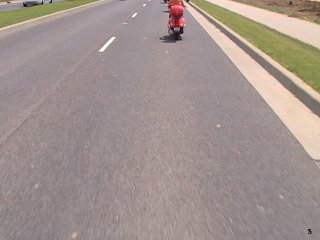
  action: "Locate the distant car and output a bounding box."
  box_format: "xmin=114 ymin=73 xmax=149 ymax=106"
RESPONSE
xmin=23 ymin=0 xmax=53 ymax=7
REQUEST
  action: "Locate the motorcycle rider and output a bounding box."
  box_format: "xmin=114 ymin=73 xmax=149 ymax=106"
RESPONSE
xmin=168 ymin=0 xmax=186 ymax=7
xmin=168 ymin=0 xmax=186 ymax=18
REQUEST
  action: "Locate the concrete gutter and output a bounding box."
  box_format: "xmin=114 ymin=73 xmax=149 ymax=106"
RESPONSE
xmin=189 ymin=1 xmax=320 ymax=117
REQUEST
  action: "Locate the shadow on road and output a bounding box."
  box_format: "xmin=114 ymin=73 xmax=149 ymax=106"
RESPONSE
xmin=160 ymin=35 xmax=178 ymax=43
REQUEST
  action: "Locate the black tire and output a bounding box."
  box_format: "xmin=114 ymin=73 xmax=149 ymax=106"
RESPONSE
xmin=50 ymin=0 xmax=53 ymax=3
xmin=23 ymin=3 xmax=27 ymax=6
xmin=174 ymin=32 xmax=180 ymax=40
xmin=41 ymin=0 xmax=44 ymax=4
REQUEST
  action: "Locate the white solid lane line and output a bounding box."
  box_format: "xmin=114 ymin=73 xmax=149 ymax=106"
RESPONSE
xmin=132 ymin=12 xmax=138 ymax=18
xmin=143 ymin=3 xmax=146 ymax=7
xmin=99 ymin=37 xmax=116 ymax=53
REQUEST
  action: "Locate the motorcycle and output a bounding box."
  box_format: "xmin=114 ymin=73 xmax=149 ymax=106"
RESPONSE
xmin=167 ymin=5 xmax=185 ymax=40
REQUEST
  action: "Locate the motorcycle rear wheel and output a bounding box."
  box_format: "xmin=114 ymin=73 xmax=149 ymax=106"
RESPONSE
xmin=173 ymin=32 xmax=180 ymax=40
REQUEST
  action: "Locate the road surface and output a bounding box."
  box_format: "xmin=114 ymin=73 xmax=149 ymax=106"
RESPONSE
xmin=0 ymin=0 xmax=319 ymax=239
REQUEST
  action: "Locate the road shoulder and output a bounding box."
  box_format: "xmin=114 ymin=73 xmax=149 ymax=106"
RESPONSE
xmin=187 ymin=3 xmax=320 ymax=162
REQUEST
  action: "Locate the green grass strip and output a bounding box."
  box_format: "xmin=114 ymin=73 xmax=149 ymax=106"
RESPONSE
xmin=0 ymin=0 xmax=100 ymax=28
xmin=192 ymin=0 xmax=320 ymax=92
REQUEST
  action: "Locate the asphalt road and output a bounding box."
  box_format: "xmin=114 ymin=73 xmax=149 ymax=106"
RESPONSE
xmin=0 ymin=0 xmax=319 ymax=239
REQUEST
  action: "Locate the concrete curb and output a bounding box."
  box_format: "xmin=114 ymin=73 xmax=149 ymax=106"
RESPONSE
xmin=0 ymin=0 xmax=108 ymax=32
xmin=189 ymin=1 xmax=320 ymax=117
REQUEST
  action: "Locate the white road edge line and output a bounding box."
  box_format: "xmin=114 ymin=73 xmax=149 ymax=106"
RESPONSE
xmin=132 ymin=12 xmax=138 ymax=18
xmin=99 ymin=37 xmax=116 ymax=53
xmin=143 ymin=3 xmax=146 ymax=7
xmin=315 ymin=160 xmax=320 ymax=169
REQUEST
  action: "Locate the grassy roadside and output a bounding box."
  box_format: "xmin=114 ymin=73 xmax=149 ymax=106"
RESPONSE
xmin=192 ymin=0 xmax=320 ymax=92
xmin=0 ymin=0 xmax=101 ymax=28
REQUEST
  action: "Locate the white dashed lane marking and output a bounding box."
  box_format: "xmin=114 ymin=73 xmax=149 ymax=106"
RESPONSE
xmin=132 ymin=12 xmax=138 ymax=18
xmin=99 ymin=37 xmax=116 ymax=53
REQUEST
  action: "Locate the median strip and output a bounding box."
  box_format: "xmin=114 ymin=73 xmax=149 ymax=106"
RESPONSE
xmin=0 ymin=0 xmax=105 ymax=29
